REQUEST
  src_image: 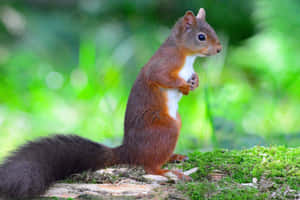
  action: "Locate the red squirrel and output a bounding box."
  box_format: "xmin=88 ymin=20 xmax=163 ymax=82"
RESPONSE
xmin=0 ymin=8 xmax=221 ymax=199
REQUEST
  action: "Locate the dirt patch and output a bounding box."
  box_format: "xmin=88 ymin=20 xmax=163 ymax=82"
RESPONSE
xmin=42 ymin=165 xmax=190 ymax=200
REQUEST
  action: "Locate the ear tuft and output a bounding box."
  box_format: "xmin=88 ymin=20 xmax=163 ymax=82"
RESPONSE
xmin=183 ymin=11 xmax=196 ymax=30
xmin=197 ymin=8 xmax=206 ymax=20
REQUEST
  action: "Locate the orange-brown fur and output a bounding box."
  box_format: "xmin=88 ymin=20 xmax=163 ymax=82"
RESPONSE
xmin=114 ymin=9 xmax=222 ymax=179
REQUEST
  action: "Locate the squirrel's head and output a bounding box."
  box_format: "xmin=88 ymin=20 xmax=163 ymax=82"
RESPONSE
xmin=173 ymin=8 xmax=222 ymax=56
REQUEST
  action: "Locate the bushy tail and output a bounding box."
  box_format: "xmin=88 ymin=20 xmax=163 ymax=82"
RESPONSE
xmin=0 ymin=135 xmax=119 ymax=199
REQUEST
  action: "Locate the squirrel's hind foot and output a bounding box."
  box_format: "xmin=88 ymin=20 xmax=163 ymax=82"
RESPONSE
xmin=145 ymin=167 xmax=192 ymax=181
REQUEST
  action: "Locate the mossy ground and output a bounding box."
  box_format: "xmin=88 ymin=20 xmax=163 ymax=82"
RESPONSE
xmin=36 ymin=146 xmax=299 ymax=200
xmin=178 ymin=146 xmax=300 ymax=200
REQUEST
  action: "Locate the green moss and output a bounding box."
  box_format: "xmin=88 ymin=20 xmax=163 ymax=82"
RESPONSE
xmin=179 ymin=146 xmax=299 ymax=200
xmin=178 ymin=180 xmax=269 ymax=200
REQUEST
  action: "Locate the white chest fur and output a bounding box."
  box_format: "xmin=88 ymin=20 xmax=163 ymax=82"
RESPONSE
xmin=166 ymin=56 xmax=196 ymax=119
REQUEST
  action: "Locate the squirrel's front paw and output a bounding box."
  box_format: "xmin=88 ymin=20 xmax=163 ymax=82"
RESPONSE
xmin=179 ymin=83 xmax=190 ymax=95
xmin=188 ymin=73 xmax=199 ymax=91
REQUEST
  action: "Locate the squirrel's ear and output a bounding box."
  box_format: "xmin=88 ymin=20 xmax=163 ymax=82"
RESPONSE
xmin=196 ymin=8 xmax=206 ymax=20
xmin=183 ymin=11 xmax=196 ymax=31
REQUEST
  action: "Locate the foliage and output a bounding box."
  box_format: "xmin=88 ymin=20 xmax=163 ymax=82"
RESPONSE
xmin=0 ymin=0 xmax=300 ymax=159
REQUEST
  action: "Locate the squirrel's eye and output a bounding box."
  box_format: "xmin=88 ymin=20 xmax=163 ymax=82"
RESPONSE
xmin=198 ymin=33 xmax=206 ymax=41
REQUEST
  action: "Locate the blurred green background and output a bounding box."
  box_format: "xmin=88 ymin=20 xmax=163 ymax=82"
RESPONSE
xmin=0 ymin=0 xmax=300 ymax=159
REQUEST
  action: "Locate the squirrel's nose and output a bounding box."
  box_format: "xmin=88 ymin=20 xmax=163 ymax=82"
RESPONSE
xmin=216 ymin=45 xmax=222 ymax=54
